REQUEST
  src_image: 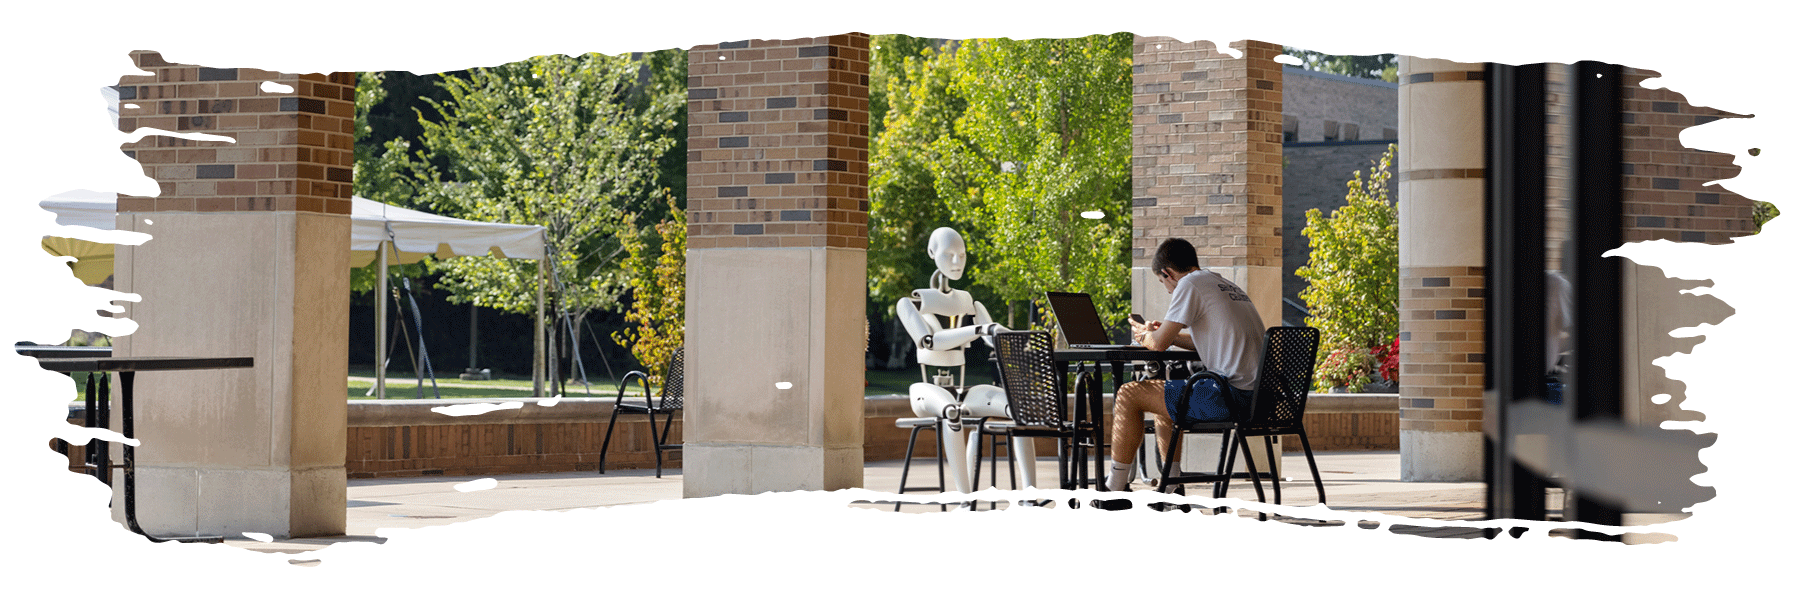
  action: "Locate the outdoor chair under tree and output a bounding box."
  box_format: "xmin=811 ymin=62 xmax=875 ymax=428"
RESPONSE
xmin=1155 ymin=326 xmax=1326 ymax=516
xmin=598 ymin=348 xmax=684 ymax=478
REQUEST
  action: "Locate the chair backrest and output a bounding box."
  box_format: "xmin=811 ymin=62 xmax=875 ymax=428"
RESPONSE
xmin=660 ymin=348 xmax=685 ymax=410
xmin=1243 ymin=327 xmax=1320 ymax=432
xmin=990 ymin=331 xmax=1065 ymax=428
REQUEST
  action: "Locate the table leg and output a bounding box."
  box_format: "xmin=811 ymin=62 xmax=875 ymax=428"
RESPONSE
xmin=118 ymin=373 xmax=218 ymax=543
xmin=92 ymin=373 xmax=111 ymax=485
xmin=1091 ymin=364 xmax=1107 ymax=489
xmin=119 ymin=371 xmax=150 ymax=538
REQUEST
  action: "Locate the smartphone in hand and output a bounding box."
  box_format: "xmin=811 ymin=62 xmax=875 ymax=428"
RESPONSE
xmin=1130 ymin=313 xmax=1145 ymax=325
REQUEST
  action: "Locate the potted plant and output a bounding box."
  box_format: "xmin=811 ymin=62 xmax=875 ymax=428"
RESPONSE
xmin=1315 ymin=345 xmax=1377 ymax=393
xmin=1360 ymin=336 xmax=1400 ymax=393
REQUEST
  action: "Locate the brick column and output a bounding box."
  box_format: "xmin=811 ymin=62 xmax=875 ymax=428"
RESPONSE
xmin=110 ymin=52 xmax=351 ymax=537
xmin=683 ymin=35 xmax=869 ymax=496
xmin=1131 ymin=38 xmax=1284 ymax=473
xmin=1129 ymin=37 xmax=1284 ymax=328
xmin=1396 ymin=57 xmax=1487 ymax=482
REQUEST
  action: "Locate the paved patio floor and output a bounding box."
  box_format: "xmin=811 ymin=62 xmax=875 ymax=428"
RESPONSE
xmin=208 ymin=450 xmax=1613 ymax=555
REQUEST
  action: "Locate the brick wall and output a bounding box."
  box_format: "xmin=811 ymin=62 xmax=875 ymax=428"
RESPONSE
xmin=1130 ymin=38 xmax=1284 ymax=270
xmin=686 ymin=35 xmax=870 ymax=250
xmin=1281 ymin=66 xmax=1399 ymax=143
xmin=334 ymin=394 xmax=1397 ymax=479
xmin=1618 ymin=67 xmax=1757 ymax=243
xmin=347 ymin=419 xmax=681 ymax=478
xmin=116 ymin=52 xmax=354 ymax=215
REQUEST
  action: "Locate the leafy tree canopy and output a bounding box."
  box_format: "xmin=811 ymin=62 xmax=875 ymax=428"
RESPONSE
xmin=868 ymin=34 xmax=1134 ymax=326
xmin=1282 ymin=47 xmax=1399 ymax=83
xmin=1297 ymin=143 xmax=1400 ymax=390
xmin=397 ymin=51 xmax=686 ymax=346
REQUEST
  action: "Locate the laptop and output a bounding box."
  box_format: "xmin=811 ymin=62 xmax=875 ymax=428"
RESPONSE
xmin=1044 ymin=291 xmax=1143 ymax=350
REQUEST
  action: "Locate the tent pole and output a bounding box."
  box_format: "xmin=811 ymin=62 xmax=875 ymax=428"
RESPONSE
xmin=533 ymin=253 xmax=546 ymax=397
xmin=376 ymin=241 xmax=388 ymax=400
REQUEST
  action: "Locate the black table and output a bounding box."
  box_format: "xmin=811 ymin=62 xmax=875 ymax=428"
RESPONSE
xmin=1050 ymin=347 xmax=1199 ymax=490
xmin=33 ymin=354 xmax=254 ymax=543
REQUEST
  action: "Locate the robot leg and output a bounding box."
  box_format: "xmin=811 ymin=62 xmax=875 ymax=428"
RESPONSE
xmin=910 ymin=382 xmax=972 ymax=494
xmin=961 ymin=385 xmax=1037 ymax=489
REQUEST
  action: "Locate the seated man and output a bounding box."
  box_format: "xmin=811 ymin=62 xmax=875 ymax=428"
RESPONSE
xmin=1106 ymin=238 xmax=1266 ymax=492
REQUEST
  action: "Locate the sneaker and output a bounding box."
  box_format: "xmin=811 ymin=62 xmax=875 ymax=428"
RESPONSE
xmin=1090 ymin=498 xmax=1133 ymax=511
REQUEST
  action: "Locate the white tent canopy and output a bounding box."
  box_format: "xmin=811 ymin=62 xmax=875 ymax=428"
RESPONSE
xmin=41 ymin=190 xmax=546 ymax=279
xmin=349 ymin=196 xmax=545 ymax=266
xmin=39 ymin=189 xmax=549 ymax=398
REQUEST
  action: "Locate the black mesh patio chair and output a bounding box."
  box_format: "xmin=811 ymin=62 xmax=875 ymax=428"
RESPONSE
xmin=598 ymin=348 xmax=683 ymax=478
xmin=988 ymin=330 xmax=1100 ymax=491
xmin=1155 ymin=327 xmax=1326 ymax=514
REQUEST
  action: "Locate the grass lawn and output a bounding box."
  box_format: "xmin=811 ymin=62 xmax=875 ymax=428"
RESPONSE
xmin=344 ymin=364 xmax=1002 ymax=401
xmin=863 ymin=362 xmax=1001 ymax=397
xmin=347 ymin=365 xmax=629 ymax=400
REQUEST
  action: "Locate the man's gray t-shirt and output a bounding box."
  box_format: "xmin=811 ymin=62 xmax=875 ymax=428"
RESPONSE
xmin=1164 ymin=269 xmax=1265 ymax=389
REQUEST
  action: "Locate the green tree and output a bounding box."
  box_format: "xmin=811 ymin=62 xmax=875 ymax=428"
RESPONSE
xmin=1753 ymin=200 xmax=1780 ymax=233
xmin=611 ymin=194 xmax=685 ymax=388
xmin=350 ymin=70 xmax=430 ymax=296
xmin=934 ymin=34 xmax=1135 ymax=325
xmin=868 ymin=39 xmax=967 ymax=318
xmin=1297 ymin=144 xmax=1400 ymax=391
xmin=403 ymin=51 xmax=684 ymax=370
xmin=1282 ymin=47 xmax=1399 ymax=83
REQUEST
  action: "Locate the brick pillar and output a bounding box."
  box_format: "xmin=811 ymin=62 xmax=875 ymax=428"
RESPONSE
xmin=1131 ymin=38 xmax=1284 ymax=473
xmin=1396 ymin=57 xmax=1487 ymax=482
xmin=111 ymin=52 xmax=351 ymax=537
xmin=1129 ymin=37 xmax=1284 ymax=328
xmin=683 ymin=35 xmax=869 ymax=496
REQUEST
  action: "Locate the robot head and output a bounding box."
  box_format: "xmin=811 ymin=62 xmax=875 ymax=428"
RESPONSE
xmin=927 ymin=227 xmax=967 ymax=280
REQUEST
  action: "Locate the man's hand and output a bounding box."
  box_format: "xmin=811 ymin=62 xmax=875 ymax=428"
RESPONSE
xmin=1131 ymin=320 xmax=1162 ymax=344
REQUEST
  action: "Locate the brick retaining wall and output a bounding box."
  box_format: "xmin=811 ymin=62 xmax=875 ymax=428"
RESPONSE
xmin=333 ymin=393 xmax=1397 ymax=478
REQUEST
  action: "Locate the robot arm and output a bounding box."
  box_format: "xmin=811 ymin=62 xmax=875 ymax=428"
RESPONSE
xmin=897 ymin=297 xmax=939 ymax=349
xmin=973 ymin=300 xmax=1009 ymax=347
xmin=897 ymin=295 xmax=1008 ymax=351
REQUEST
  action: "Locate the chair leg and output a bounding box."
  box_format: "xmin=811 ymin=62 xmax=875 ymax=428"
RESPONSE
xmin=1213 ymin=429 xmax=1238 ymax=499
xmin=934 ymin=423 xmax=947 ymax=512
xmin=1055 ymin=437 xmax=1071 ymax=491
xmin=1001 ymin=433 xmax=1017 ymax=491
xmin=1237 ymin=434 xmax=1269 ymax=521
xmin=651 ymin=409 xmax=677 ymax=478
xmin=1264 ymin=435 xmax=1281 ymax=507
xmin=598 ymin=407 xmax=623 ymax=474
xmin=896 ymin=423 xmax=926 ymax=512
xmin=1157 ymin=431 xmax=1181 ymax=494
xmin=1297 ymin=430 xmax=1327 ymax=506
xmin=970 ymin=424 xmax=984 ymax=491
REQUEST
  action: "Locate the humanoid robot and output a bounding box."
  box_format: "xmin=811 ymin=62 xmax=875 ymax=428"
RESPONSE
xmin=897 ymin=227 xmax=1039 ymax=494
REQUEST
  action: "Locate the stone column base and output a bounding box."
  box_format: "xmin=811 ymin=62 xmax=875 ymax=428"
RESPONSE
xmin=682 ymin=443 xmax=862 ymax=497
xmin=1400 ymin=429 xmax=1482 ymax=482
xmin=120 ymin=465 xmax=346 ymax=539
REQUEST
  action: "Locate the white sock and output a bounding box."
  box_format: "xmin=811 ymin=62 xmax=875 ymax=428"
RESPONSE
xmin=1106 ymin=460 xmax=1134 ymax=492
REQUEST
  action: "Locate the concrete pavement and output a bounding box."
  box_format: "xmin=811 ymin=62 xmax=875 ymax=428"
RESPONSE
xmin=220 ymin=450 xmax=1543 ymax=555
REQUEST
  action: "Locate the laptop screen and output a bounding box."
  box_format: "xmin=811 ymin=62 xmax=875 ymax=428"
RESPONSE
xmin=1044 ymin=292 xmax=1113 ymax=345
